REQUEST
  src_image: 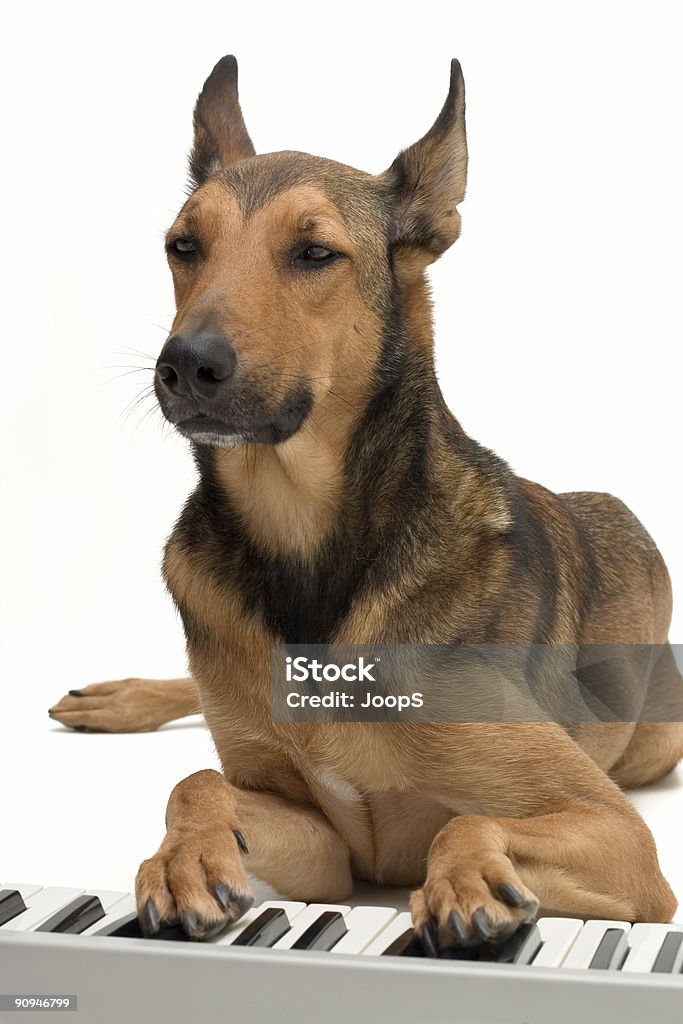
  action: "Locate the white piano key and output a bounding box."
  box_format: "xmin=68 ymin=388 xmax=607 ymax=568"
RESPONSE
xmin=0 ymin=887 xmax=84 ymax=932
xmin=215 ymin=900 xmax=307 ymax=945
xmin=272 ymin=904 xmax=351 ymax=950
xmin=561 ymin=919 xmax=631 ymax=969
xmin=622 ymin=923 xmax=683 ymax=973
xmin=532 ymin=918 xmax=583 ymax=967
xmin=362 ymin=911 xmax=414 ymax=956
xmin=0 ymin=883 xmax=43 ymax=901
xmin=330 ymin=906 xmax=397 ymax=954
xmin=81 ymin=894 xmax=137 ymax=936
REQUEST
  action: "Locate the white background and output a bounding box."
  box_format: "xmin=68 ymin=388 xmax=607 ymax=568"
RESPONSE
xmin=1 ymin=0 xmax=683 ymax=914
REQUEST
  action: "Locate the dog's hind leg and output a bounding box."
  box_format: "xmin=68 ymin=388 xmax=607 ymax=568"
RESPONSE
xmin=609 ymin=643 xmax=683 ymax=788
xmin=135 ymin=769 xmax=353 ymax=940
xmin=609 ymin=720 xmax=683 ymax=788
xmin=48 ymin=676 xmax=199 ymax=732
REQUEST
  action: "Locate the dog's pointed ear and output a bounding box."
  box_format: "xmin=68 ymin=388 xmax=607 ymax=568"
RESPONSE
xmin=382 ymin=59 xmax=467 ymax=265
xmin=189 ymin=55 xmax=255 ymax=186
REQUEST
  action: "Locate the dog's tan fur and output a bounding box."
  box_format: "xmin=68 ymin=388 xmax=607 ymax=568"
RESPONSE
xmin=50 ymin=55 xmax=683 ymax=947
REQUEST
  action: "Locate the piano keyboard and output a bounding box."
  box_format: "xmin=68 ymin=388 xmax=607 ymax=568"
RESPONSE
xmin=1 ymin=882 xmax=682 ymax=1024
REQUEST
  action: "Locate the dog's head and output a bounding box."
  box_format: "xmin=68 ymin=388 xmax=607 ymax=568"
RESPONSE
xmin=156 ymin=55 xmax=467 ymax=446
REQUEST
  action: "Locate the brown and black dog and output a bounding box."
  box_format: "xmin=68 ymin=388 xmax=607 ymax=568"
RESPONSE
xmin=50 ymin=56 xmax=683 ymax=950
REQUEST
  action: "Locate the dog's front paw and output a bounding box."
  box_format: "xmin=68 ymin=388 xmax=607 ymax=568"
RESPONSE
xmin=135 ymin=827 xmax=254 ymax=940
xmin=48 ymin=678 xmax=173 ymax=733
xmin=410 ymin=852 xmax=539 ymax=954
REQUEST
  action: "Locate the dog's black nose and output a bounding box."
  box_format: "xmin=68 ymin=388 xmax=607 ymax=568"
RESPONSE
xmin=156 ymin=333 xmax=237 ymax=398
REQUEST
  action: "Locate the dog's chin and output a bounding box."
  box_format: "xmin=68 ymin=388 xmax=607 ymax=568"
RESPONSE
xmin=174 ymin=416 xmax=249 ymax=447
xmin=185 ymin=430 xmax=246 ymax=448
xmin=174 ymin=419 xmax=250 ymax=448
xmin=173 ymin=407 xmax=310 ymax=447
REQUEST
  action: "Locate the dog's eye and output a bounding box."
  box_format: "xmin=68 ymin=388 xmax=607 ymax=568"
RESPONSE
xmin=294 ymin=244 xmax=341 ymax=268
xmin=302 ymin=245 xmax=334 ymax=261
xmin=168 ymin=237 xmax=199 ymax=260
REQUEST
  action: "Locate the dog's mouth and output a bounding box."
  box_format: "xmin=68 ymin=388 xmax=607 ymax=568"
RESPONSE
xmin=169 ymin=387 xmax=314 ymax=447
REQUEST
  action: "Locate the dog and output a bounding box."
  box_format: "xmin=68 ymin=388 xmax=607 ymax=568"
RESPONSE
xmin=50 ymin=55 xmax=683 ymax=951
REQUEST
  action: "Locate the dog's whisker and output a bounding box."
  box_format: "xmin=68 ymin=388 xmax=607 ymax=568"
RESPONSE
xmin=325 ymin=389 xmax=354 ymax=410
xmin=154 ymin=202 xmax=184 ymax=215
xmin=143 ymin=318 xmax=175 ymax=335
xmin=105 ymin=345 xmax=159 ymax=362
xmin=97 ymin=368 xmax=156 ymax=387
xmin=117 ymin=385 xmax=157 ymax=431
xmin=273 ymin=373 xmax=353 ymax=385
xmin=299 ymin=421 xmax=327 ymax=457
xmin=98 ymin=365 xmax=155 ymax=372
xmin=124 ymin=394 xmax=173 ymax=440
xmin=119 ymin=383 xmax=155 ymax=415
xmin=134 ymin=402 xmax=164 ymax=436
xmin=118 ymin=400 xmax=156 ymax=432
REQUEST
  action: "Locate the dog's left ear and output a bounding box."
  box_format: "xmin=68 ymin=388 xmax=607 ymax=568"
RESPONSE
xmin=189 ymin=55 xmax=255 ymax=186
xmin=382 ymin=60 xmax=467 ymax=266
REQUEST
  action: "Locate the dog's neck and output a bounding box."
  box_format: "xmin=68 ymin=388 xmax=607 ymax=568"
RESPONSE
xmin=209 ymin=390 xmax=364 ymax=557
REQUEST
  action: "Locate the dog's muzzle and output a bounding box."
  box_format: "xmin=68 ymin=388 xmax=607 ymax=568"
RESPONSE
xmin=155 ymin=331 xmax=312 ymax=445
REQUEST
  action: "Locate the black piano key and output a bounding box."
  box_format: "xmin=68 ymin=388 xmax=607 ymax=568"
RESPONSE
xmin=381 ymin=926 xmax=532 ymax=963
xmin=438 ymin=945 xmax=481 ymax=961
xmin=478 ymin=923 xmax=543 ymax=965
xmin=36 ymin=895 xmax=105 ymax=935
xmin=94 ymin=910 xmax=191 ymax=941
xmin=231 ymin=908 xmax=290 ymax=948
xmin=588 ymin=928 xmax=629 ymax=970
xmin=381 ymin=929 xmax=421 ymax=956
xmin=0 ymin=889 xmax=27 ymax=926
xmin=381 ymin=929 xmax=465 ymax=959
xmin=652 ymin=931 xmax=683 ymax=973
xmin=291 ymin=911 xmax=348 ymax=951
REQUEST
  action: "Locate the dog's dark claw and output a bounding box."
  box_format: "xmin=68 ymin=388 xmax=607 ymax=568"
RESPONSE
xmin=203 ymin=918 xmax=230 ymax=940
xmin=180 ymin=910 xmax=199 ymax=937
xmin=141 ymin=899 xmax=160 ymax=935
xmin=447 ymin=910 xmax=468 ymax=944
xmin=213 ymin=883 xmax=231 ymax=910
xmin=471 ymin=907 xmax=494 ymax=941
xmin=73 ymin=725 xmax=88 ymax=732
xmin=69 ymin=689 xmax=84 ymax=697
xmin=233 ymin=891 xmax=255 ymax=918
xmin=498 ymin=882 xmax=525 ymax=907
xmin=233 ymin=829 xmax=249 ymax=854
xmin=419 ymin=920 xmax=439 ymax=957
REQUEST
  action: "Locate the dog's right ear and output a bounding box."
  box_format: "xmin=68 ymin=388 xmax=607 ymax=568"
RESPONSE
xmin=189 ymin=55 xmax=255 ymax=186
xmin=381 ymin=60 xmax=467 ymax=271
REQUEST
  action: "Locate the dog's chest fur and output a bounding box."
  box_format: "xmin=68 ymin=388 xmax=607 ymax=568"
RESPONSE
xmin=169 ymin=502 xmax=365 ymax=646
